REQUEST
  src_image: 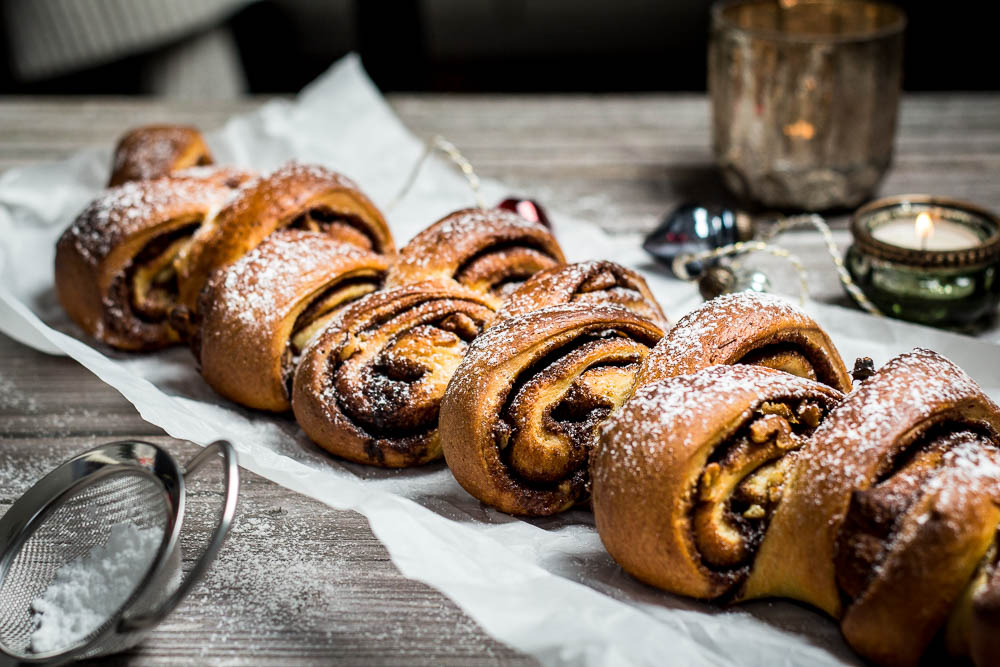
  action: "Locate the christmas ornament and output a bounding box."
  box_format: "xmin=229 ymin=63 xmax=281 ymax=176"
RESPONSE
xmin=642 ymin=203 xmax=753 ymax=278
xmin=498 ymin=198 xmax=551 ymax=228
xmin=697 ymin=265 xmax=771 ymax=300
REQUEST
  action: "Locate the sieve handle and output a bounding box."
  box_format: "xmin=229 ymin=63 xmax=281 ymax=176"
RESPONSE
xmin=118 ymin=440 xmax=239 ymax=633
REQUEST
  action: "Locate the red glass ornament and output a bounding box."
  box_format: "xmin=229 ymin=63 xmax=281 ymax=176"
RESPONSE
xmin=497 ymin=198 xmax=550 ymax=228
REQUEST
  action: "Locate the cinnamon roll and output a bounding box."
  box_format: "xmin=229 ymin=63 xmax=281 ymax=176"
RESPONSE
xmin=196 ymin=229 xmax=389 ymax=411
xmin=440 ymin=304 xmax=664 ymax=516
xmin=750 ymin=349 xmax=1000 ymax=666
xmin=494 ymin=260 xmax=668 ymax=330
xmin=109 ymin=125 xmax=213 ymax=186
xmin=635 ymin=291 xmax=851 ymax=393
xmin=55 ymin=175 xmax=238 ymax=350
xmin=384 ymin=208 xmax=565 ymax=307
xmin=176 ymin=162 xmax=394 ymax=314
xmin=593 ymin=365 xmax=842 ymax=599
xmin=292 ymin=281 xmax=496 ymax=467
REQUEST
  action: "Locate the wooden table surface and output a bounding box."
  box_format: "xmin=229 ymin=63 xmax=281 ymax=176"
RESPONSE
xmin=1 ymin=93 xmax=999 ymax=665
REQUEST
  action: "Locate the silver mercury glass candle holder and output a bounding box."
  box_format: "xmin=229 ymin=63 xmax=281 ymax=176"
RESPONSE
xmin=710 ymin=0 xmax=906 ymax=211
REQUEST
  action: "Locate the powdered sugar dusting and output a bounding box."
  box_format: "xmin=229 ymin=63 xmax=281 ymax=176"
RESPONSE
xmin=425 ymin=208 xmax=544 ymax=238
xmin=65 ymin=178 xmax=231 ymax=268
xmin=112 ymin=126 xmax=205 ymax=182
xmin=451 ymin=303 xmax=655 ymax=402
xmin=268 ymin=161 xmax=361 ymax=193
xmin=392 ymin=208 xmax=558 ymax=274
xmin=798 ymin=348 xmax=997 ymax=506
xmin=495 ymin=260 xmax=666 ymax=327
xmin=596 ymin=364 xmax=836 ymax=488
xmin=206 ymin=230 xmax=371 ymax=337
xmin=922 ymin=432 xmax=1000 ymax=513
xmin=664 ymin=293 xmax=803 ymax=361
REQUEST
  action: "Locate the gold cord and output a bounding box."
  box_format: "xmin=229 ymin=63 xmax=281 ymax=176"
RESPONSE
xmin=674 ymin=240 xmax=810 ymax=305
xmin=675 ymin=213 xmax=883 ymax=316
xmin=386 ymin=135 xmax=486 ymax=213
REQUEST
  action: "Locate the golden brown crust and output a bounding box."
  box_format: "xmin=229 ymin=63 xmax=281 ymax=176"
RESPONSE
xmin=109 ymin=125 xmax=213 ymax=186
xmin=494 ymin=260 xmax=668 ymax=330
xmin=593 ymin=365 xmax=842 ymax=599
xmin=197 ymin=229 xmax=389 ymax=411
xmin=634 ymin=291 xmax=852 ymax=393
xmin=745 ymin=349 xmax=1000 ymax=625
xmin=384 ymin=208 xmax=565 ymax=307
xmin=292 ymin=280 xmax=496 ymax=467
xmin=169 ymin=165 xmax=256 ymax=190
xmin=54 ymin=176 xmax=234 ymax=350
xmin=969 ymin=549 xmax=1000 ymax=666
xmin=839 ymin=438 xmax=1000 ymax=667
xmin=176 ymin=162 xmax=394 ymax=312
xmin=439 ymin=304 xmax=663 ymax=516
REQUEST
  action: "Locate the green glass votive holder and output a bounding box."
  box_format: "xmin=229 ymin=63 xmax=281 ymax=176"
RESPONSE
xmin=846 ymin=195 xmax=1000 ymax=327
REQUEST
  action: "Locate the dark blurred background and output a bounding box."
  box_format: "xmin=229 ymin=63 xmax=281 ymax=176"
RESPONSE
xmin=0 ymin=0 xmax=994 ymax=97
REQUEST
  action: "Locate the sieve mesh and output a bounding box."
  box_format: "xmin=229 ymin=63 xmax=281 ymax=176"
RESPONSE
xmin=0 ymin=470 xmax=169 ymax=657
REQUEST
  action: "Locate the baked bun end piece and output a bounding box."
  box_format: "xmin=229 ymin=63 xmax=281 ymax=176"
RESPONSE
xmin=292 ymin=280 xmax=496 ymax=467
xmin=635 ymin=291 xmax=851 ymax=393
xmin=55 ymin=176 xmax=235 ymax=350
xmin=176 ymin=162 xmax=394 ymax=312
xmin=593 ymin=365 xmax=841 ymax=600
xmin=109 ymin=125 xmax=213 ymax=186
xmin=384 ymin=208 xmax=565 ymax=307
xmin=751 ymin=348 xmax=1000 ymax=666
xmin=440 ymin=303 xmax=664 ymax=516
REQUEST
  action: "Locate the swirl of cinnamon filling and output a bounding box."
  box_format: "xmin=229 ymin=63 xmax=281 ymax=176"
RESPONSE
xmin=196 ymin=229 xmax=388 ymax=411
xmin=108 ymin=125 xmax=214 ymax=186
xmin=54 ymin=173 xmax=244 ymax=350
xmin=440 ymin=304 xmax=664 ymax=516
xmin=752 ymin=349 xmax=1000 ymax=666
xmin=493 ymin=260 xmax=669 ymax=330
xmin=634 ymin=291 xmax=852 ymax=393
xmin=292 ymin=280 xmax=496 ymax=467
xmin=384 ymin=208 xmax=565 ymax=307
xmin=593 ymin=364 xmax=841 ymax=600
xmin=176 ymin=162 xmax=394 ymax=315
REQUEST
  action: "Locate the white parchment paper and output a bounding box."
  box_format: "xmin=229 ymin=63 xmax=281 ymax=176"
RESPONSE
xmin=2 ymin=55 xmax=999 ymax=667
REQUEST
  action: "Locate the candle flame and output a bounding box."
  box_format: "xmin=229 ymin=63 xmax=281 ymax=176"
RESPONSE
xmin=915 ymin=212 xmax=934 ymax=241
xmin=783 ymin=120 xmax=815 ymax=140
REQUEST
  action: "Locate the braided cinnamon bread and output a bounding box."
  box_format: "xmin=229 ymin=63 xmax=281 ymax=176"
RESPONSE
xmin=292 ymin=281 xmax=496 ymax=467
xmin=196 ymin=229 xmax=389 ymax=411
xmin=176 ymin=162 xmax=394 ymax=316
xmin=593 ymin=364 xmax=842 ymax=599
xmin=494 ymin=260 xmax=668 ymax=330
xmin=596 ymin=347 xmax=1000 ymax=666
xmin=752 ymin=349 xmax=1000 ymax=666
xmin=440 ymin=304 xmax=664 ymax=516
xmin=109 ymin=125 xmax=213 ymax=186
xmin=384 ymin=208 xmax=565 ymax=307
xmin=635 ymin=291 xmax=851 ymax=393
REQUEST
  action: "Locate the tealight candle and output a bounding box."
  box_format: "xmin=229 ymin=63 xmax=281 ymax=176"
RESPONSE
xmin=871 ymin=212 xmax=981 ymax=251
xmin=846 ymin=195 xmax=1000 ymax=327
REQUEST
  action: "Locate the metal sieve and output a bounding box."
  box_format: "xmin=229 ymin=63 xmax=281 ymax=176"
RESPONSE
xmin=0 ymin=440 xmax=238 ymax=665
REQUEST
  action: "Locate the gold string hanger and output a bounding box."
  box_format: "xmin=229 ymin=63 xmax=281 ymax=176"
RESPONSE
xmin=386 ymin=135 xmax=486 ymax=213
xmin=674 ymin=213 xmax=883 ymax=316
